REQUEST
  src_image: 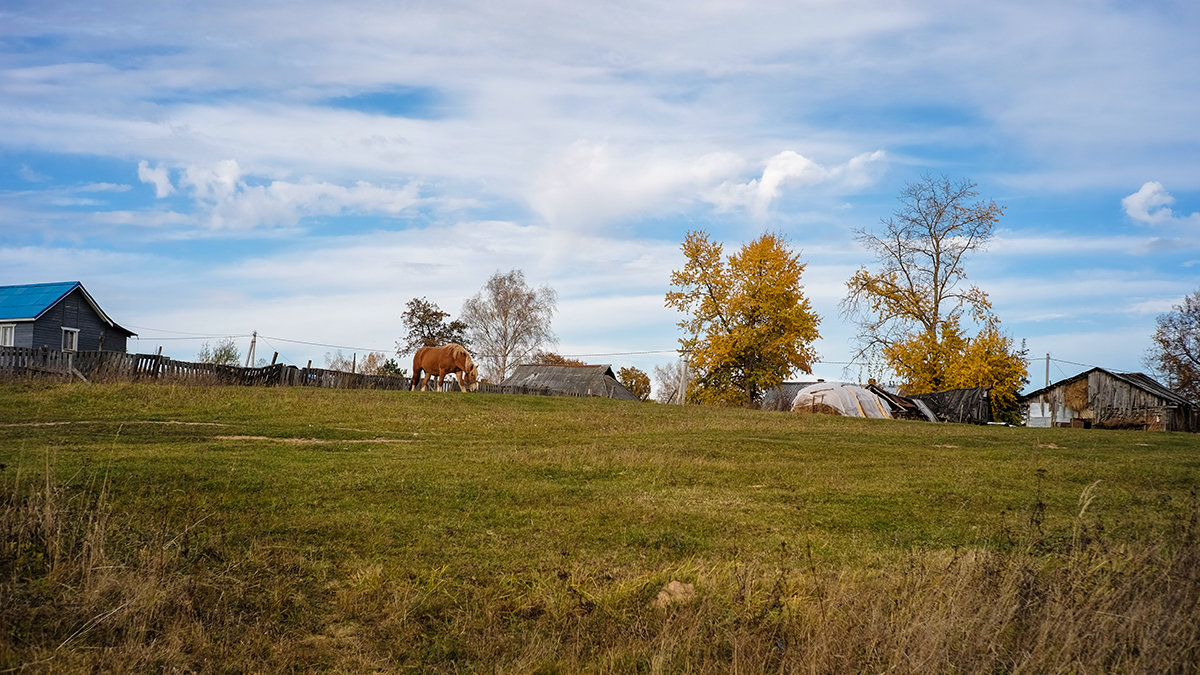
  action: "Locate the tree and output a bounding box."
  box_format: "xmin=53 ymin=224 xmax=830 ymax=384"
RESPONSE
xmin=196 ymin=338 xmax=240 ymax=366
xmin=1145 ymin=289 xmax=1200 ymax=403
xmin=398 ymin=297 xmax=469 ymax=356
xmin=666 ymin=231 xmax=821 ymax=406
xmin=325 ymin=350 xmax=395 ymax=375
xmin=654 ymin=360 xmax=693 ymax=404
xmin=884 ymin=318 xmax=1029 ymax=423
xmin=377 ymin=358 xmax=407 ymax=378
xmin=842 ymin=175 xmax=1027 ymax=419
xmin=617 ymin=366 xmax=651 ymax=401
xmin=460 ymin=269 xmax=557 ymax=382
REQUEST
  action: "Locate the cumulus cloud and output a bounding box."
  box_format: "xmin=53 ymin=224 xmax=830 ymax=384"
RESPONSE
xmin=175 ymin=159 xmax=421 ymax=229
xmin=530 ymin=144 xmax=886 ymax=229
xmin=710 ymin=149 xmax=887 ymax=218
xmin=529 ymin=142 xmax=746 ymax=230
xmin=1122 ymin=181 xmax=1200 ymax=226
xmin=137 ymin=161 xmax=175 ymax=198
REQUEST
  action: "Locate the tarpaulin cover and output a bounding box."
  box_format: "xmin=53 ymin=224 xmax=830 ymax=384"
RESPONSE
xmin=790 ymin=382 xmax=893 ymax=418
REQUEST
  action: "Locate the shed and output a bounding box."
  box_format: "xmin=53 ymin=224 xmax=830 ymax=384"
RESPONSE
xmin=501 ymin=364 xmax=638 ymax=401
xmin=1022 ymin=368 xmax=1194 ymax=432
xmin=0 ymin=281 xmax=135 ymax=353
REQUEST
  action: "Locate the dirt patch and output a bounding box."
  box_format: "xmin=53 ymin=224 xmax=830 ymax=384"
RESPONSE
xmin=1036 ymin=443 xmax=1062 ymax=449
xmin=933 ymin=444 xmax=960 ymax=449
xmin=213 ymin=435 xmax=414 ymax=444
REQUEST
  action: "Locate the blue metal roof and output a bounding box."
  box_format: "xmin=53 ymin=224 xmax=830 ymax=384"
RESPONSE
xmin=0 ymin=281 xmax=82 ymax=321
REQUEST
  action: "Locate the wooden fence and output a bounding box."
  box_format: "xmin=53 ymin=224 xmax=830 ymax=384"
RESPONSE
xmin=0 ymin=346 xmax=412 ymax=390
xmin=0 ymin=346 xmax=571 ymax=397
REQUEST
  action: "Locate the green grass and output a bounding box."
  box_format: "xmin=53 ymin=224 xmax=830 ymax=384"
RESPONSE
xmin=2 ymin=382 xmax=1198 ymax=672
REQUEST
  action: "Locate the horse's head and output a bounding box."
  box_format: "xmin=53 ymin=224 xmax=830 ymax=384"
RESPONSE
xmin=465 ymin=360 xmax=480 ymax=392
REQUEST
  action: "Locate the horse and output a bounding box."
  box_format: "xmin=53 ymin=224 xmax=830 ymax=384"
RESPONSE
xmin=411 ymin=343 xmax=480 ymax=392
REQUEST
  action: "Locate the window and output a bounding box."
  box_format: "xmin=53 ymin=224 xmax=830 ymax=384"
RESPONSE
xmin=62 ymin=328 xmax=79 ymax=352
xmin=0 ymin=324 xmax=13 ymax=347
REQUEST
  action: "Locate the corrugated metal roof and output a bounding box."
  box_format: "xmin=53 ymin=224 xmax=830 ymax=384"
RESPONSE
xmin=502 ymin=364 xmax=638 ymax=400
xmin=0 ymin=281 xmax=81 ymax=321
xmin=0 ymin=281 xmax=134 ymax=335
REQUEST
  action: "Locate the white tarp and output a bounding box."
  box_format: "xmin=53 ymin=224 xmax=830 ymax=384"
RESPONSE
xmin=791 ymin=382 xmax=893 ymax=418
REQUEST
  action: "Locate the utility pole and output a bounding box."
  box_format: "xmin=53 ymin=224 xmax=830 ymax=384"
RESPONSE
xmin=245 ymin=331 xmax=257 ymax=368
xmin=1045 ymin=353 xmax=1050 ymax=388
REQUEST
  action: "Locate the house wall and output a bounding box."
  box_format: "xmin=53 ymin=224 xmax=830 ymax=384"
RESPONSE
xmin=1026 ymin=400 xmax=1080 ymax=428
xmin=1027 ymin=370 xmax=1186 ymax=431
xmin=29 ymin=288 xmax=128 ymax=352
xmin=11 ymin=323 xmax=35 ymax=349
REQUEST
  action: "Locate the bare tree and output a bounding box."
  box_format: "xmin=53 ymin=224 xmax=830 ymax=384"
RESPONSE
xmin=842 ymin=175 xmax=1004 ymax=368
xmin=460 ymin=269 xmax=557 ymax=381
xmin=653 ymin=359 xmax=693 ymax=404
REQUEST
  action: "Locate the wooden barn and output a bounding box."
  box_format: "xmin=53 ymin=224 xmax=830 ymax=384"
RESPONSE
xmin=1022 ymin=368 xmax=1194 ymax=432
xmin=500 ymin=364 xmax=638 ymax=401
xmin=0 ymin=281 xmax=135 ymax=353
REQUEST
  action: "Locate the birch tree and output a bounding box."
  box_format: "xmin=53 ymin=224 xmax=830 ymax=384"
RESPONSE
xmin=460 ymin=269 xmax=557 ymax=382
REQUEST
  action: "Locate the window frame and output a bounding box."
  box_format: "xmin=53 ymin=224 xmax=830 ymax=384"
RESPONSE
xmin=0 ymin=323 xmax=14 ymax=347
xmin=62 ymin=327 xmax=79 ymax=352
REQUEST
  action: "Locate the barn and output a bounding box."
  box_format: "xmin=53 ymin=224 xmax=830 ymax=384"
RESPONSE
xmin=1022 ymin=368 xmax=1194 ymax=432
xmin=501 ymin=364 xmax=638 ymax=401
xmin=0 ymin=281 xmax=135 ymax=353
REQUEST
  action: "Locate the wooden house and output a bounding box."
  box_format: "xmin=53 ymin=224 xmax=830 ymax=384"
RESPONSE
xmin=0 ymin=281 xmax=135 ymax=353
xmin=500 ymin=364 xmax=638 ymax=400
xmin=1022 ymin=368 xmax=1194 ymax=432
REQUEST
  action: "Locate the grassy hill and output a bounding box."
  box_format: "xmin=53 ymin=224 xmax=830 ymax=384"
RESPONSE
xmin=2 ymin=382 xmax=1198 ymax=672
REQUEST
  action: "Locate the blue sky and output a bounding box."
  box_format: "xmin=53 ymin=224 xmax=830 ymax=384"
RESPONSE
xmin=2 ymin=0 xmax=1198 ymax=391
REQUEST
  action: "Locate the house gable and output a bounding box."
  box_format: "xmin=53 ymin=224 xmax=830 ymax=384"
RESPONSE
xmin=0 ymin=282 xmax=135 ymax=352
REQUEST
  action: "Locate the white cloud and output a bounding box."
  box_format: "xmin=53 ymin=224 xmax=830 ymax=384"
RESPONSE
xmin=137 ymin=161 xmax=174 ymax=198
xmin=18 ymin=164 xmax=49 ymax=182
xmin=737 ymin=149 xmax=887 ymax=218
xmin=173 ymin=159 xmax=422 ymax=229
xmin=1122 ymin=181 xmax=1200 ymax=226
xmin=80 ymin=182 xmax=132 ymax=193
xmin=529 ymin=142 xmax=746 ymax=230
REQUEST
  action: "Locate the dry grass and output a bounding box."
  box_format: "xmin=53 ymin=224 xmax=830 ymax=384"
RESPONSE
xmin=1 ymin=382 xmax=1198 ymax=672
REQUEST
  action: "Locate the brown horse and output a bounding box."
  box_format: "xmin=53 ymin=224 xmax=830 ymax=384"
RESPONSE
xmin=411 ymin=343 xmax=480 ymax=392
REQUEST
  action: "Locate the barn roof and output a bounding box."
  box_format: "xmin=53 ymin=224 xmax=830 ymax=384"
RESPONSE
xmin=0 ymin=281 xmax=135 ymax=335
xmin=501 ymin=364 xmax=638 ymax=400
xmin=1023 ymin=367 xmax=1189 ymax=407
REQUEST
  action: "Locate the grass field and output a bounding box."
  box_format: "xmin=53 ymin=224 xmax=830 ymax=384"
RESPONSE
xmin=2 ymin=382 xmax=1198 ymax=673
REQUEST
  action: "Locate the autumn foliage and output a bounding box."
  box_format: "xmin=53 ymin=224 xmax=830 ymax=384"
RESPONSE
xmin=1145 ymin=289 xmax=1200 ymax=403
xmin=617 ymin=366 xmax=651 ymax=401
xmin=666 ymin=231 xmax=820 ymax=406
xmin=844 ymin=176 xmax=1027 ymax=421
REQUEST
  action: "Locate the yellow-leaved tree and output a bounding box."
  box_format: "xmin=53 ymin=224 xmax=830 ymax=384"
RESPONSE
xmin=843 ymin=175 xmax=1028 ymax=423
xmin=666 ymin=231 xmax=820 ymax=406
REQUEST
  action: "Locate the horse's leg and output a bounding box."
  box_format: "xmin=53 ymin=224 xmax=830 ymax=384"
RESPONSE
xmin=421 ymin=372 xmax=432 ymax=391
xmin=411 ymin=369 xmax=421 ymax=391
xmin=454 ymin=371 xmax=466 ymax=392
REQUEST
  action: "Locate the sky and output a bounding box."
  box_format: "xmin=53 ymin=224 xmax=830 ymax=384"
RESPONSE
xmin=2 ymin=0 xmax=1198 ymax=393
